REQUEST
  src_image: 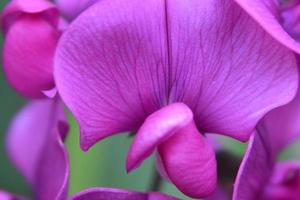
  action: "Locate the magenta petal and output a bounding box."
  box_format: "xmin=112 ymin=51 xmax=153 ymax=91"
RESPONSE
xmin=3 ymin=15 xmax=59 ymax=98
xmin=70 ymin=188 xmax=177 ymax=200
xmin=234 ymin=0 xmax=300 ymax=52
xmin=35 ymin=130 xmax=69 ymax=200
xmin=126 ymin=103 xmax=193 ymax=172
xmin=257 ymin=79 xmax=300 ymax=155
xmin=6 ymin=99 xmax=69 ymax=199
xmin=158 ymin=122 xmax=217 ymax=198
xmin=7 ymin=100 xmax=62 ymax=183
xmin=55 ymin=0 xmax=99 ymax=20
xmin=1 ymin=0 xmax=60 ymax=98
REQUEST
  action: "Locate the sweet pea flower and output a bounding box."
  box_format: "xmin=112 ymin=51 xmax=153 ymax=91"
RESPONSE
xmin=54 ymin=0 xmax=300 ymax=198
xmin=2 ymin=99 xmax=176 ymax=200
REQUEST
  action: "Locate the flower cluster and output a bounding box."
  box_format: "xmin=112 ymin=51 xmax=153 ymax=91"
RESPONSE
xmin=1 ymin=0 xmax=300 ymax=199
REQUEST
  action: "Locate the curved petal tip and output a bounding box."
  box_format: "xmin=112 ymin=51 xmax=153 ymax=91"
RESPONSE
xmin=126 ymin=103 xmax=193 ymax=172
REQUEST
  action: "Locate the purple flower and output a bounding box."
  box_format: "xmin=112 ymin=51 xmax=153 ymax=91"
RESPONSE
xmin=54 ymin=0 xmax=300 ymax=198
xmin=3 ymin=99 xmax=176 ymax=200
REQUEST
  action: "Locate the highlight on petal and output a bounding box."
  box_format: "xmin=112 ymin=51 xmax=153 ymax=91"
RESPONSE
xmin=234 ymin=0 xmax=300 ymax=52
xmin=55 ymin=0 xmax=99 ymax=21
xmin=0 ymin=191 xmax=26 ymax=200
xmin=126 ymin=103 xmax=193 ymax=172
xmin=70 ymin=188 xmax=177 ymax=200
xmin=158 ymin=122 xmax=217 ymax=198
xmin=56 ymin=0 xmax=298 ymax=152
xmin=6 ymin=99 xmax=69 ymax=200
xmin=263 ymin=161 xmax=300 ymax=200
xmin=2 ymin=0 xmax=60 ymax=98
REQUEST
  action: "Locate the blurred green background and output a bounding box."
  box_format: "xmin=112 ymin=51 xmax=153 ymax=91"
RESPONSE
xmin=1 ymin=1 xmax=300 ymax=199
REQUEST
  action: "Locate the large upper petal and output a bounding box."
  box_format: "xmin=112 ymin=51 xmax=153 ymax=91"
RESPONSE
xmin=70 ymin=188 xmax=177 ymax=200
xmin=55 ymin=0 xmax=298 ymax=151
xmin=55 ymin=0 xmax=100 ymax=21
xmin=6 ymin=99 xmax=69 ymax=199
xmin=2 ymin=0 xmax=60 ymax=98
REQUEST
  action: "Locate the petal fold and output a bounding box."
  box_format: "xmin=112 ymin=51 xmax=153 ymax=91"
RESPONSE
xmin=35 ymin=130 xmax=69 ymax=200
xmin=126 ymin=103 xmax=193 ymax=172
xmin=158 ymin=122 xmax=217 ymax=198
